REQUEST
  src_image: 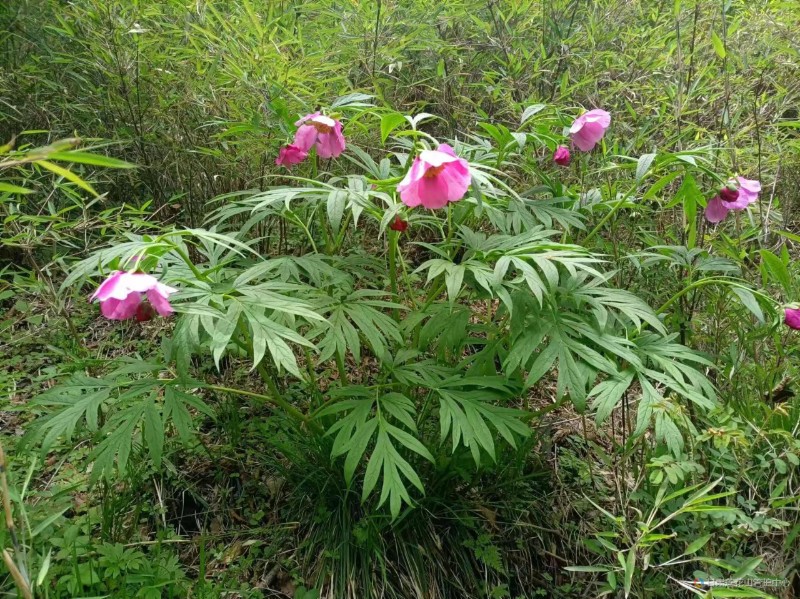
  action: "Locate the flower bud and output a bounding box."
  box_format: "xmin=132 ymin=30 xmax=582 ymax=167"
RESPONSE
xmin=389 ymin=216 xmax=408 ymax=232
xmin=553 ymin=145 xmax=571 ymax=166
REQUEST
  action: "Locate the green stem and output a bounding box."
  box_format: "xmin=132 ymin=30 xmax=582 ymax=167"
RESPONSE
xmin=318 ymin=207 xmax=333 ymax=254
xmin=583 ymin=190 xmax=633 ymax=244
xmin=230 ymin=324 xmax=323 ymax=434
xmin=388 ymin=229 xmax=399 ymax=320
xmin=397 ymin=245 xmax=419 ymax=310
xmin=171 ymin=244 xmax=209 ymax=282
xmin=445 ymin=202 xmax=454 ymax=246
xmin=656 ymin=277 xmax=758 ymax=314
xmin=285 ymin=211 xmax=318 ymax=253
xmin=303 ymin=346 xmax=321 ymax=404
xmin=207 ymin=382 xmax=318 ymax=432
xmin=335 ymin=350 xmax=349 ymax=386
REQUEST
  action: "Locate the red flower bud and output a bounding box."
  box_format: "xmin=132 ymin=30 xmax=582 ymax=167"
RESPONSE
xmin=135 ymin=302 xmax=156 ymax=322
xmin=719 ymin=186 xmax=739 ymax=203
xmin=389 ymin=216 xmax=408 ymax=232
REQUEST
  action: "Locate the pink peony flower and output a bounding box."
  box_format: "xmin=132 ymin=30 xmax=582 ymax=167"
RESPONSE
xmin=553 ymin=145 xmax=571 ymax=166
xmin=704 ymin=176 xmax=761 ymax=223
xmin=785 ymin=308 xmax=800 ymax=330
xmin=397 ymin=143 xmax=471 ymax=209
xmin=275 ymin=144 xmax=308 ymax=167
xmin=293 ymin=112 xmax=346 ymax=159
xmin=570 ymin=109 xmax=611 ymax=152
xmin=91 ymin=271 xmax=177 ymax=321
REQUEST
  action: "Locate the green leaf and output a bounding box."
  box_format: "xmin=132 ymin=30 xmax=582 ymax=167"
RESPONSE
xmin=759 ymin=250 xmax=791 ymax=292
xmin=623 ymin=549 xmax=635 ymax=597
xmin=36 ymin=159 xmax=98 ymax=195
xmin=520 ymin=103 xmax=547 ymax=125
xmin=327 ymin=189 xmax=347 ymax=234
xmin=589 ymin=370 xmax=635 ymax=425
xmin=704 ymin=589 xmax=773 ymax=598
xmin=635 ymin=153 xmax=657 ymax=183
xmin=655 ymin=411 xmax=683 ymax=457
xmin=211 ymin=302 xmax=242 ymax=368
xmin=525 ymin=342 xmax=558 ymax=387
xmin=380 ymin=113 xmax=406 ymax=143
xmin=437 ymin=388 xmax=529 ymax=466
xmin=362 ymin=427 xmax=422 ymax=519
xmin=731 ymin=287 xmax=764 ymax=323
xmin=90 ymin=404 xmax=144 ymax=482
xmin=386 ymin=424 xmax=434 ymax=463
xmin=46 ymin=150 xmax=135 ymax=169
xmin=711 ymin=31 xmax=726 ymax=59
xmin=36 ymin=551 xmax=52 ymax=586
xmin=343 ymin=418 xmax=377 ymax=485
xmin=564 ymin=566 xmax=610 ymax=573
xmin=642 ymin=170 xmax=681 ymax=201
xmin=683 ymin=534 xmax=711 ymax=556
xmin=732 ymin=556 xmax=763 ymax=579
xmin=169 ymin=316 xmax=195 ymax=378
xmin=445 ymin=264 xmax=466 ymax=304
xmin=30 ymin=507 xmax=70 ymax=538
xmin=164 ymin=387 xmax=214 ymax=441
xmin=0 ymin=182 xmax=33 ymax=194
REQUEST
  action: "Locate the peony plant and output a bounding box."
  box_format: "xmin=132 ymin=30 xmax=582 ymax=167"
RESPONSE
xmin=33 ymin=99 xmax=786 ymax=522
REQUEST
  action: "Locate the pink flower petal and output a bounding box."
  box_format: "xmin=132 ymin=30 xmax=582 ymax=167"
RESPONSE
xmin=736 ymin=176 xmax=761 ymax=205
xmin=570 ymin=109 xmax=610 ymax=151
xmin=293 ymin=125 xmax=317 ymax=152
xmin=581 ymin=109 xmax=611 ymax=127
xmin=704 ymin=196 xmax=730 ymax=223
xmin=398 ymin=158 xmax=426 ymax=207
xmin=310 ymin=114 xmax=336 ymax=128
xmin=119 ymin=272 xmax=160 ymax=293
xmin=572 ymin=122 xmax=607 ymax=152
xmin=413 ymin=175 xmax=452 ymax=209
xmin=419 ymin=148 xmax=459 ymax=168
xmin=294 ymin=112 xmax=321 ymax=127
xmin=316 ymin=129 xmax=346 ymax=159
xmin=398 ymin=146 xmax=471 ymax=209
xmin=91 ymin=271 xmax=124 ymax=301
xmin=720 ymin=195 xmax=750 ymax=210
xmin=436 ymin=143 xmax=457 ymax=157
xmin=101 ymin=292 xmax=142 ymax=320
xmin=146 ymin=288 xmax=174 ymax=317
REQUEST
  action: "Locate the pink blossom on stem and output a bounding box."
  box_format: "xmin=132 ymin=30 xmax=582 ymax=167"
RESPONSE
xmin=397 ymin=143 xmax=471 ymax=209
xmin=569 ymin=109 xmax=611 ymax=152
xmin=293 ymin=112 xmax=346 ymax=159
xmin=704 ymin=176 xmax=761 ymax=223
xmin=91 ymin=271 xmax=177 ymax=321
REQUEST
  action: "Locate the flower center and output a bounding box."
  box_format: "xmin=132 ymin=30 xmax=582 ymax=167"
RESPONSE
xmin=309 ymin=121 xmax=333 ymax=134
xmin=424 ymin=164 xmax=445 ymax=178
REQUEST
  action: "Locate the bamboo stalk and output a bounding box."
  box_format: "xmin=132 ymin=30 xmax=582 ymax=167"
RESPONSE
xmin=2 ymin=550 xmax=32 ymax=599
xmin=0 ymin=441 xmax=33 ymax=598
